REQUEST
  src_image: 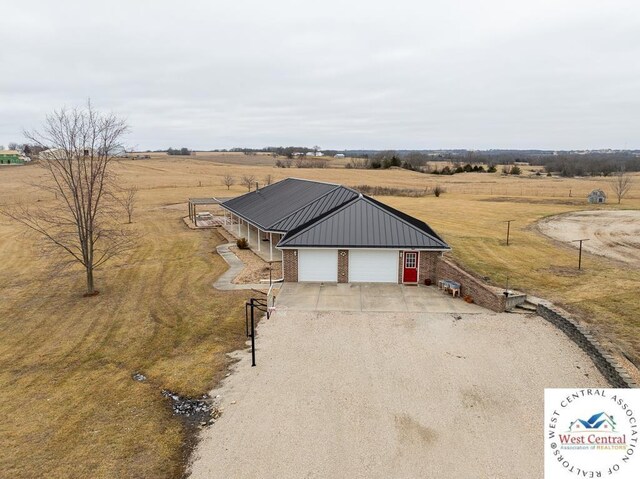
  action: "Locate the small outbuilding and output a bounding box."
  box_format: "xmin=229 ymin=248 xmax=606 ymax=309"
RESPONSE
xmin=587 ymin=189 xmax=607 ymax=204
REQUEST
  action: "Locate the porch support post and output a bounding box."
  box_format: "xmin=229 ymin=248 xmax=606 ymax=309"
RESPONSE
xmin=238 ymin=216 xmax=241 ymax=236
xmin=257 ymin=228 xmax=261 ymax=252
xmin=269 ymin=233 xmax=273 ymax=261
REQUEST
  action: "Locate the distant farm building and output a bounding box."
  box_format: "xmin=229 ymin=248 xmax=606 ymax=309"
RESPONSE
xmin=335 ymin=153 xmax=345 ymax=158
xmin=0 ymin=150 xmax=28 ymax=165
xmin=588 ymin=189 xmax=607 ymax=204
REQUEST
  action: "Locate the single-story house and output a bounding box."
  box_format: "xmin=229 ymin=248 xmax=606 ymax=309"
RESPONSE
xmin=0 ymin=150 xmax=27 ymax=165
xmin=587 ymin=189 xmax=607 ymax=204
xmin=220 ymin=178 xmax=450 ymax=284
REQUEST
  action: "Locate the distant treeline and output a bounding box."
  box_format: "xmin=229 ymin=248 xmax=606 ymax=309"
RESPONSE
xmin=167 ymin=147 xmax=193 ymax=156
xmin=533 ymin=154 xmax=640 ymax=177
xmin=158 ymin=145 xmax=640 ymax=177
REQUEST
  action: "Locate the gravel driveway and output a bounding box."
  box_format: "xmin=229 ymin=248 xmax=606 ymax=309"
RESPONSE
xmin=189 ymin=308 xmax=606 ymax=478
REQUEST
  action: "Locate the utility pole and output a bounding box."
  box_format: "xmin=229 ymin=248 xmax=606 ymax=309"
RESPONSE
xmin=504 ymin=220 xmax=515 ymax=246
xmin=571 ymin=239 xmax=590 ymax=270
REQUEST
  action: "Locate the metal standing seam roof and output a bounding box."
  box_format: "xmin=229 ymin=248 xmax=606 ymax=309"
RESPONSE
xmin=268 ymin=186 xmax=359 ymax=232
xmin=277 ymin=195 xmax=450 ymax=250
xmin=220 ymin=178 xmax=350 ymax=230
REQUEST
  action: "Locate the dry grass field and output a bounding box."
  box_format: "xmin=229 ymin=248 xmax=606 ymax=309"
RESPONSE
xmin=0 ymin=164 xmax=250 ymax=478
xmin=1 ymin=154 xmax=638 ymax=477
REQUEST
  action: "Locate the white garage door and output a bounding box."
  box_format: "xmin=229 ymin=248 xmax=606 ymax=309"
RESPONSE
xmin=298 ymin=249 xmax=338 ymax=282
xmin=348 ymin=250 xmax=399 ymax=283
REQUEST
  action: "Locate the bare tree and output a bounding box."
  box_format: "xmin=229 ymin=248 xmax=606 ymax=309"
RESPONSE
xmin=222 ymin=173 xmax=235 ymax=190
xmin=611 ymin=169 xmax=633 ymax=204
xmin=241 ymin=174 xmax=256 ymax=191
xmin=263 ymin=174 xmax=273 ymax=186
xmin=116 ymin=186 xmax=137 ymax=224
xmin=0 ymin=103 xmax=134 ymax=295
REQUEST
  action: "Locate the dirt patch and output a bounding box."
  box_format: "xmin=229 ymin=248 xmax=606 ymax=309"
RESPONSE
xmin=537 ymin=210 xmax=640 ymax=267
xmin=229 ymin=246 xmax=282 ymax=283
xmin=395 ymin=414 xmax=437 ymax=445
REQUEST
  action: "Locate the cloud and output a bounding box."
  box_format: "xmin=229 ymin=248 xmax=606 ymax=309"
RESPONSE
xmin=1 ymin=0 xmax=639 ymax=149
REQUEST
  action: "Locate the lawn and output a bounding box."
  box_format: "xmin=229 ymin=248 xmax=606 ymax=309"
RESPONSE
xmin=0 ymin=168 xmax=249 ymax=478
xmin=0 ymin=156 xmax=638 ymax=477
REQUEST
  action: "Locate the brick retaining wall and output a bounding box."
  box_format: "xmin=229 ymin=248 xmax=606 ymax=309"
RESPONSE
xmin=436 ymin=258 xmax=507 ymax=312
xmin=536 ymin=302 xmax=637 ymax=388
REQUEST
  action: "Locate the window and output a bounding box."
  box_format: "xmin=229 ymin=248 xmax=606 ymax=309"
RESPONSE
xmin=405 ymin=252 xmax=417 ymax=268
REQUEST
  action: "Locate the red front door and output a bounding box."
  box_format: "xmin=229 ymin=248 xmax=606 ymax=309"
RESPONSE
xmin=403 ymin=252 xmax=418 ymax=283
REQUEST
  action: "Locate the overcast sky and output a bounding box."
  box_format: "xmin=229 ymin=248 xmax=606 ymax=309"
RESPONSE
xmin=1 ymin=0 xmax=639 ymax=150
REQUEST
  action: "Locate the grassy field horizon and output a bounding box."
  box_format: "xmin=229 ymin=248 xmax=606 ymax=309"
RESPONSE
xmin=1 ymin=156 xmax=638 ymax=477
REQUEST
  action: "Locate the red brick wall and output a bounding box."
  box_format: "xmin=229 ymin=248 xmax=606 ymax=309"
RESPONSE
xmin=338 ymin=250 xmax=348 ymax=283
xmin=418 ymin=251 xmax=439 ymax=284
xmin=282 ymin=249 xmax=298 ymax=282
xmin=436 ymin=257 xmax=506 ymax=312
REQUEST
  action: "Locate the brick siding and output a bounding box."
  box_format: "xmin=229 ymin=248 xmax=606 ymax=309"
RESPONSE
xmin=418 ymin=251 xmax=439 ymax=284
xmin=338 ymin=250 xmax=348 ymax=283
xmin=282 ymin=249 xmax=298 ymax=282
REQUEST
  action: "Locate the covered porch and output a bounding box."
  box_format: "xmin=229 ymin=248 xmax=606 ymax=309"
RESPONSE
xmin=220 ymin=210 xmax=283 ymax=262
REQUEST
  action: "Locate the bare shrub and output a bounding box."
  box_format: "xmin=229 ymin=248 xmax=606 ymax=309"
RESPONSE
xmin=222 ymin=174 xmax=235 ymax=190
xmin=345 ymin=157 xmax=368 ymax=169
xmin=116 ymin=186 xmax=137 ymax=223
xmin=296 ymin=158 xmax=328 ymax=169
xmin=354 ymin=185 xmax=428 ymax=197
xmin=611 ymin=169 xmax=633 ymax=204
xmin=241 ymin=175 xmax=256 ymax=191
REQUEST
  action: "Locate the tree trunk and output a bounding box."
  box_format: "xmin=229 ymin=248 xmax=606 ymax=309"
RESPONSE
xmin=86 ymin=266 xmax=95 ymax=295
